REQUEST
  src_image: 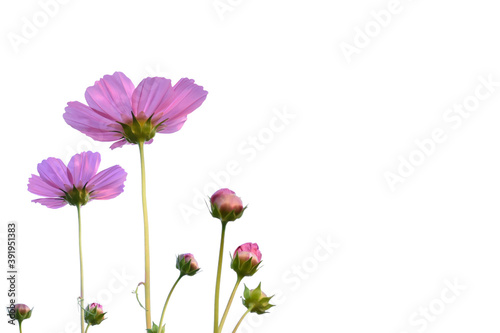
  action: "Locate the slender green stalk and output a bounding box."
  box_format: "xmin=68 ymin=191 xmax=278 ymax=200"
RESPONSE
xmin=158 ymin=275 xmax=183 ymax=331
xmin=219 ymin=276 xmax=243 ymax=332
xmin=77 ymin=204 xmax=85 ymax=333
xmin=84 ymin=324 xmax=90 ymax=333
xmin=214 ymin=222 xmax=228 ymax=333
xmin=134 ymin=282 xmax=147 ymax=310
xmin=18 ymin=322 xmax=22 ymax=333
xmin=138 ymin=141 xmax=152 ymax=330
xmin=232 ymin=309 xmax=250 ymax=333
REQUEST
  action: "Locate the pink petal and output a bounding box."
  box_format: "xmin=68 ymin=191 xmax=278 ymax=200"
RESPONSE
xmin=131 ymin=77 xmax=174 ymax=119
xmin=84 ymin=72 xmax=135 ymax=123
xmin=64 ymin=102 xmax=124 ymax=142
xmin=109 ymin=138 xmax=129 ymax=150
xmin=28 ymin=174 xmax=65 ymax=197
xmin=156 ymin=115 xmax=187 ymax=134
xmin=67 ymin=152 xmax=101 ymax=189
xmin=36 ymin=158 xmax=72 ymax=192
xmin=87 ymin=165 xmax=127 ymax=200
xmin=109 ymin=138 xmax=152 ymax=149
xmin=152 ymin=78 xmax=208 ymax=124
xmin=234 ymin=243 xmax=261 ymax=261
xmin=32 ymin=198 xmax=67 ymax=209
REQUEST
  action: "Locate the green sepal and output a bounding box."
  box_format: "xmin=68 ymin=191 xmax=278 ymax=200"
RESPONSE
xmin=14 ymin=307 xmax=33 ymax=324
xmin=242 ymin=283 xmax=275 ymax=315
xmin=230 ymin=252 xmax=261 ymax=277
xmin=176 ymin=255 xmax=200 ymax=277
xmin=147 ymin=322 xmax=165 ymax=333
xmin=209 ymin=202 xmax=247 ymax=223
xmin=63 ymin=185 xmax=90 ymax=206
xmin=84 ymin=304 xmax=106 ymax=326
xmin=118 ymin=112 xmax=158 ymax=144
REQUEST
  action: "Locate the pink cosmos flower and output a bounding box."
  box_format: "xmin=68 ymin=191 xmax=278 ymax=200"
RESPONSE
xmin=234 ymin=242 xmax=262 ymax=266
xmin=28 ymin=151 xmax=127 ymax=208
xmin=63 ymin=72 xmax=208 ymax=149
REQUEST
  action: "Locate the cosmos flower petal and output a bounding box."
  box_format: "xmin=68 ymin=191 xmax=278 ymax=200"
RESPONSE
xmin=156 ymin=115 xmax=187 ymax=134
xmin=64 ymin=102 xmax=123 ymax=142
xmin=36 ymin=157 xmax=72 ymax=192
xmin=84 ymin=72 xmax=135 ymax=122
xmin=68 ymin=152 xmax=101 ymax=189
xmin=32 ymin=198 xmax=68 ymax=209
xmin=154 ymin=78 xmax=208 ymax=123
xmin=109 ymin=138 xmax=153 ymax=149
xmin=87 ymin=165 xmax=127 ymax=200
xmin=131 ymin=77 xmax=174 ymax=119
xmin=28 ymin=174 xmax=65 ymax=197
xmin=234 ymin=242 xmax=262 ymax=261
xmin=109 ymin=138 xmax=129 ymax=150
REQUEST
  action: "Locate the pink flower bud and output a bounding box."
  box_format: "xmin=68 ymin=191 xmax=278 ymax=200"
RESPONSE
xmin=13 ymin=303 xmax=32 ymax=324
xmin=231 ymin=242 xmax=262 ymax=277
xmin=176 ymin=253 xmax=200 ymax=276
xmin=210 ymin=188 xmax=245 ymax=222
xmin=178 ymin=253 xmax=199 ymax=270
xmin=15 ymin=304 xmax=31 ymax=316
xmin=234 ymin=243 xmax=262 ymax=266
xmin=89 ymin=303 xmax=103 ymax=314
xmin=85 ymin=303 xmax=105 ymax=326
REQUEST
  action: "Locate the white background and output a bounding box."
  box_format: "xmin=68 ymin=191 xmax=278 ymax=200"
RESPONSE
xmin=1 ymin=0 xmax=500 ymax=332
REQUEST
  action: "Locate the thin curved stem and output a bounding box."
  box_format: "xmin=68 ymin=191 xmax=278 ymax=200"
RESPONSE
xmin=77 ymin=204 xmax=85 ymax=333
xmin=133 ymin=282 xmax=147 ymax=310
xmin=158 ymin=275 xmax=183 ymax=331
xmin=232 ymin=309 xmax=250 ymax=333
xmin=219 ymin=276 xmax=243 ymax=332
xmin=139 ymin=141 xmax=152 ymax=330
xmin=84 ymin=324 xmax=90 ymax=333
xmin=214 ymin=222 xmax=227 ymax=333
xmin=18 ymin=322 xmax=22 ymax=333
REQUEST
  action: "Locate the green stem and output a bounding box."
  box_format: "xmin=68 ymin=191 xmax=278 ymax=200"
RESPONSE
xmin=84 ymin=324 xmax=90 ymax=333
xmin=158 ymin=275 xmax=183 ymax=331
xmin=77 ymin=204 xmax=85 ymax=333
xmin=219 ymin=276 xmax=243 ymax=332
xmin=232 ymin=309 xmax=250 ymax=333
xmin=18 ymin=322 xmax=22 ymax=333
xmin=214 ymin=222 xmax=228 ymax=333
xmin=134 ymin=282 xmax=147 ymax=310
xmin=139 ymin=141 xmax=152 ymax=330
